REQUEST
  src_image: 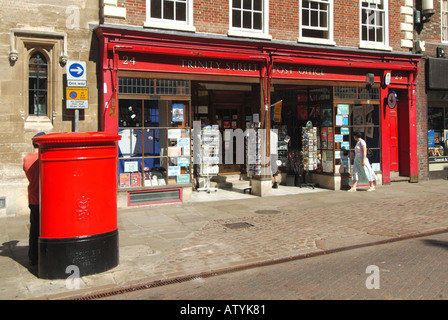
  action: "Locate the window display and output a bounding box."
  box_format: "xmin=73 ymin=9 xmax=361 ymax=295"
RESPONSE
xmin=272 ymin=86 xmax=380 ymax=180
xmin=332 ymin=87 xmax=381 ymax=175
xmin=428 ymin=106 xmax=448 ymax=162
xmin=117 ymin=96 xmax=191 ymax=188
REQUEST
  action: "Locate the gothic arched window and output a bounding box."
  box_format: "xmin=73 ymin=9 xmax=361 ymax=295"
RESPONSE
xmin=28 ymin=51 xmax=48 ymax=116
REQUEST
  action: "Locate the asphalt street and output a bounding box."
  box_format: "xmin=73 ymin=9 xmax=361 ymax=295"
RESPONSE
xmin=99 ymin=232 xmax=448 ymax=300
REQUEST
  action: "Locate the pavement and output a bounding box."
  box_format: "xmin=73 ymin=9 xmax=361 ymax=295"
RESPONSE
xmin=1 ymin=179 xmax=448 ymax=300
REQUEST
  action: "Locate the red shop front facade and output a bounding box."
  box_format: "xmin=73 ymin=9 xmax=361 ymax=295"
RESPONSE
xmin=94 ymin=25 xmax=420 ymax=207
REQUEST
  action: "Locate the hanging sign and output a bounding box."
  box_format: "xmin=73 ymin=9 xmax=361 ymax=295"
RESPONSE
xmin=272 ymin=100 xmax=282 ymax=122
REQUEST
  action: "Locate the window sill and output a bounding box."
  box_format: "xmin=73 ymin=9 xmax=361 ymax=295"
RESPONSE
xmin=118 ymin=183 xmax=192 ymax=192
xmin=298 ymin=37 xmax=336 ymax=46
xmin=24 ymin=116 xmax=53 ymax=131
xmin=143 ymin=21 xmax=196 ymax=33
xmin=227 ymin=30 xmax=272 ymax=40
xmin=358 ymin=43 xmax=392 ymax=51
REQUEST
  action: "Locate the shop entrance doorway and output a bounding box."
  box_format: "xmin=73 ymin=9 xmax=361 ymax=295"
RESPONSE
xmin=213 ymin=103 xmax=244 ymax=174
xmin=192 ymin=83 xmax=259 ymax=179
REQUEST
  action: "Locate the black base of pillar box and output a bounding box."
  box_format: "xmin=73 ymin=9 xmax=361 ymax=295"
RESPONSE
xmin=38 ymin=229 xmax=119 ymax=279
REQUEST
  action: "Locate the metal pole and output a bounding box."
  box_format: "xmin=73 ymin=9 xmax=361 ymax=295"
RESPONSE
xmin=74 ymin=109 xmax=79 ymax=132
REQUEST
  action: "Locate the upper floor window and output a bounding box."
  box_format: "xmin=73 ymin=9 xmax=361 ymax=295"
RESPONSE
xmin=229 ymin=0 xmax=271 ymax=39
xmin=442 ymin=0 xmax=448 ymax=42
xmin=28 ymin=51 xmax=48 ymax=116
xmin=232 ymin=0 xmax=263 ymax=31
xmin=360 ymin=0 xmax=390 ymax=49
xmin=145 ymin=0 xmax=195 ymax=31
xmin=299 ymin=0 xmax=334 ymax=45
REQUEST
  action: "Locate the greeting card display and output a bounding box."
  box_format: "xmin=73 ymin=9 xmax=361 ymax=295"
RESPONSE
xmin=246 ymin=120 xmax=262 ymax=178
xmin=301 ymin=122 xmax=318 ymax=172
xmin=197 ymin=125 xmax=219 ymax=192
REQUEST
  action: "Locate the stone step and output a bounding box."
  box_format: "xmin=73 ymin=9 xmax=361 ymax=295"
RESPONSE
xmin=390 ymin=176 xmax=410 ymax=182
xmin=211 ymin=174 xmax=249 ymax=189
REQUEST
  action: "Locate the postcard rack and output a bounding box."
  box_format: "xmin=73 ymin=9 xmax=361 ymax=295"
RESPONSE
xmin=197 ymin=125 xmax=219 ymax=193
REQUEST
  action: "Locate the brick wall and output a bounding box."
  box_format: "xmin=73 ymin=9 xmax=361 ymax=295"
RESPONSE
xmin=414 ymin=0 xmax=448 ymax=180
xmin=106 ymin=0 xmax=409 ymax=51
xmin=416 ymin=58 xmax=429 ymax=181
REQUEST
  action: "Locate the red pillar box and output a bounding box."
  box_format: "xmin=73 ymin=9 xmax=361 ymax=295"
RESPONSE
xmin=33 ymin=132 xmax=121 ymax=279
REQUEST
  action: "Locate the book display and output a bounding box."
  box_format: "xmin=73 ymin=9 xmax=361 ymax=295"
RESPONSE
xmin=197 ymin=125 xmax=219 ymax=193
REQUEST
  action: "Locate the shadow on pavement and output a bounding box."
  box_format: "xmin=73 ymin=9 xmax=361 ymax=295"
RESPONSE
xmin=0 ymin=240 xmax=38 ymax=276
xmin=421 ymin=238 xmax=448 ymax=250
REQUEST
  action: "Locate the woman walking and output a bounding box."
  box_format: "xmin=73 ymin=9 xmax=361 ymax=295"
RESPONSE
xmin=348 ymin=131 xmax=376 ymax=192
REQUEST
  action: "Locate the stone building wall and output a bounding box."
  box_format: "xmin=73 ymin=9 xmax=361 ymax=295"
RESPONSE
xmin=0 ymin=1 xmax=100 ymax=216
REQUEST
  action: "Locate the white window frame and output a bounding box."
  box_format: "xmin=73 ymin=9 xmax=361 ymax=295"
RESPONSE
xmin=228 ymin=0 xmax=272 ymax=40
xmin=298 ymin=0 xmax=335 ymax=45
xmin=144 ymin=0 xmax=196 ymax=32
xmin=359 ymin=0 xmax=391 ymax=51
xmin=442 ymin=0 xmax=448 ymax=43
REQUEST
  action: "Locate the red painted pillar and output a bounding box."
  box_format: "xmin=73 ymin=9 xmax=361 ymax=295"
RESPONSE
xmin=96 ymin=34 xmax=118 ymax=134
xmin=380 ymin=85 xmax=391 ymax=185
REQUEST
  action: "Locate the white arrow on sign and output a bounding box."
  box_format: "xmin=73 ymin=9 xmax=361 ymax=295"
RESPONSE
xmin=70 ymin=66 xmax=83 ymax=75
xmin=66 ymin=61 xmax=87 ymax=81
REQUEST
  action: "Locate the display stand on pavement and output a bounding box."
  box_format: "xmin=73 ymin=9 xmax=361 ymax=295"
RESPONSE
xmin=197 ymin=125 xmax=219 ymax=193
xmin=300 ymin=122 xmax=316 ymax=189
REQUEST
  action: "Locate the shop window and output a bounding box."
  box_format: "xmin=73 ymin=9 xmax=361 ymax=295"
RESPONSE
xmin=145 ymin=0 xmax=195 ymax=31
xmin=428 ymin=107 xmax=448 ymax=159
xmin=299 ymin=0 xmax=334 ymax=45
xmin=156 ymin=79 xmax=190 ymax=95
xmin=271 ymin=86 xmax=380 ymax=177
xmin=117 ymin=78 xmax=191 ymax=189
xmin=334 ymin=86 xmax=379 ymax=100
xmin=118 ymin=78 xmax=189 ymax=95
xmin=28 ymin=51 xmax=48 ymax=116
xmin=320 ymin=87 xmax=381 ymax=174
xmin=118 ymin=99 xmax=191 ymax=189
xmin=442 ymin=0 xmax=448 ymax=43
xmin=360 ymin=0 xmax=390 ymax=49
xmin=119 ymin=78 xmax=154 ymax=95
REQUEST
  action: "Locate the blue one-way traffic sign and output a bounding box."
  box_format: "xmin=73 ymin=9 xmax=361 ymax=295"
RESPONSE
xmin=66 ymin=61 xmax=87 ymax=82
xmin=69 ymin=63 xmax=84 ymax=78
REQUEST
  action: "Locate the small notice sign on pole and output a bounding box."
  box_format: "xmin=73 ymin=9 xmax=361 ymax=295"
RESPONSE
xmin=66 ymin=61 xmax=88 ymax=132
xmin=66 ymin=87 xmax=89 ymax=109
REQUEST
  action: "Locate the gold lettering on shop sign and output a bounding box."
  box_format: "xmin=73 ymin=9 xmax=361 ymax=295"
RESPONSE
xmin=180 ymin=59 xmax=258 ymax=73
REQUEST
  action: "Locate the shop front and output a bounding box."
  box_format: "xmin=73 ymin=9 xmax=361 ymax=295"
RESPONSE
xmin=95 ymin=25 xmax=420 ymax=207
xmin=426 ymin=58 xmax=448 ymax=179
xmin=269 ymin=50 xmax=420 ymax=188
